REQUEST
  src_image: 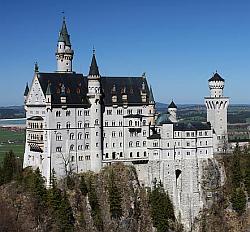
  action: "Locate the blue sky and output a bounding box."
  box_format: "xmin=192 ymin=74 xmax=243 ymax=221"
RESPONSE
xmin=0 ymin=0 xmax=250 ymax=106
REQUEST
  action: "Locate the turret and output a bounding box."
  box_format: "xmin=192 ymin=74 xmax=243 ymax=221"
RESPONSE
xmin=87 ymin=50 xmax=102 ymax=172
xmin=208 ymin=72 xmax=225 ymax=97
xmin=168 ymin=100 xmax=177 ymax=123
xmin=205 ymin=72 xmax=229 ymax=153
xmin=56 ymin=17 xmax=74 ymax=73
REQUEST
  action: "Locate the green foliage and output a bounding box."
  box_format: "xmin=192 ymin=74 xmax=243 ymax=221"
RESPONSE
xmin=79 ymin=175 xmax=88 ymax=196
xmin=231 ymin=188 xmax=247 ymax=215
xmin=231 ymin=147 xmax=243 ymax=189
xmin=149 ymin=183 xmax=175 ymax=232
xmin=108 ymin=169 xmax=122 ymax=220
xmin=47 ymin=179 xmax=75 ymax=231
xmin=88 ymin=177 xmax=103 ymax=231
xmin=0 ymin=150 xmax=22 ymax=185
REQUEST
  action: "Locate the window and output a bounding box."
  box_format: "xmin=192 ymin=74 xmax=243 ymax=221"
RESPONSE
xmin=130 ymin=152 xmax=133 ymax=157
xmin=56 ymin=111 xmax=61 ymax=117
xmin=84 ymin=122 xmax=90 ymax=128
xmin=79 ymin=156 xmax=83 ymax=161
xmin=96 ymin=132 xmax=98 ymax=136
xmin=78 ymin=121 xmax=82 ymax=128
xmin=78 ymin=133 xmax=83 ymax=140
xmin=78 ymin=145 xmax=83 ymax=150
xmin=144 ymin=151 xmax=147 ymax=157
xmin=136 ymin=141 xmax=140 ymax=147
xmin=96 ymin=143 xmax=99 ymax=147
xmin=107 ymin=109 xmax=112 ymax=115
xmin=137 ymin=152 xmax=140 ymax=157
xmin=143 ymin=141 xmax=146 ymax=147
xmin=120 ymin=142 xmax=122 ymax=147
xmin=119 ymin=121 xmax=122 ymax=126
xmin=205 ymin=131 xmax=208 ymax=136
xmin=187 ymin=142 xmax=190 ymax=147
xmin=56 ymin=133 xmax=62 ymax=141
xmin=70 ymin=144 xmax=74 ymax=151
xmin=127 ymin=109 xmax=132 ymax=114
xmin=119 ymin=131 xmax=122 ymax=137
xmin=78 ymin=110 xmax=82 ymax=116
xmin=70 ymin=133 xmax=74 ymax=140
xmin=112 ymin=121 xmax=115 ymax=126
xmin=56 ymin=146 xmax=62 ymax=152
xmin=57 ymin=122 xmax=61 ymax=129
xmin=85 ymin=143 xmax=89 ymax=150
xmin=66 ymin=110 xmax=71 ymax=116
xmin=105 ymin=143 xmax=108 ymax=148
xmin=129 ymin=141 xmax=133 ymax=147
xmin=66 ymin=122 xmax=70 ymax=129
xmin=191 ymin=132 xmax=195 ymax=137
xmin=153 ymin=142 xmax=158 ymax=147
xmin=95 ymin=119 xmax=99 ymax=125
xmin=186 ymin=132 xmax=190 ymax=137
xmin=117 ymin=109 xmax=123 ymax=115
xmin=84 ymin=110 xmax=90 ymax=116
xmin=199 ymin=131 xmax=202 ymax=136
xmin=120 ymin=152 xmax=123 ymax=157
xmin=112 ymin=131 xmax=116 ymax=137
xmin=143 ymin=120 xmax=146 ymax=126
xmin=205 ymin=141 xmax=208 ymax=145
xmin=105 ymin=153 xmax=109 ymax=158
xmin=85 ymin=155 xmax=90 ymax=160
xmin=137 ymin=109 xmax=142 ymax=114
xmin=105 ymin=121 xmax=108 ymax=126
xmin=129 ymin=120 xmax=132 ymax=126
xmin=187 ymin=151 xmax=190 ymax=155
xmin=112 ymin=143 xmax=115 ymax=148
xmin=85 ymin=132 xmax=89 ymax=139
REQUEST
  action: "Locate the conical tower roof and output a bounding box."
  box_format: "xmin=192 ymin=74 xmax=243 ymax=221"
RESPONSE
xmin=168 ymin=100 xmax=177 ymax=109
xmin=208 ymin=72 xmax=224 ymax=82
xmin=89 ymin=51 xmax=100 ymax=76
xmin=58 ymin=17 xmax=71 ymax=46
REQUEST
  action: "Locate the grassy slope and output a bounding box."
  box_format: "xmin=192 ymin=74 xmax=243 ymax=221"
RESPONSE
xmin=0 ymin=128 xmax=25 ymax=162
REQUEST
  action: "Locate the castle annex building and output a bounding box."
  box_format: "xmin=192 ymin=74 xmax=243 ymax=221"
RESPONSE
xmin=23 ymin=18 xmax=229 ymax=229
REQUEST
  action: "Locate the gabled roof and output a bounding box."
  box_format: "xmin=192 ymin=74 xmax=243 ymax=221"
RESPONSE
xmin=168 ymin=100 xmax=177 ymax=109
xmin=89 ymin=53 xmax=100 ymax=76
xmin=36 ymin=73 xmax=151 ymax=108
xmin=58 ymin=17 xmax=71 ymax=46
xmin=208 ymin=72 xmax=224 ymax=82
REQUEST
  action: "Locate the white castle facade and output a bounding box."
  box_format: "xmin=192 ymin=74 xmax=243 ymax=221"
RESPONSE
xmin=23 ymin=18 xmax=229 ymax=229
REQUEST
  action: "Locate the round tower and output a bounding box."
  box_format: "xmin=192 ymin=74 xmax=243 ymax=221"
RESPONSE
xmin=205 ymin=72 xmax=229 ymax=152
xmin=168 ymin=100 xmax=177 ymax=123
xmin=87 ymin=50 xmax=103 ymax=172
xmin=56 ymin=17 xmax=74 ymax=72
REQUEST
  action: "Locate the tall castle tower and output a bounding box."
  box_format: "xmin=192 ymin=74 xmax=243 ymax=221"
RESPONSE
xmin=205 ymin=72 xmax=229 ymax=152
xmin=87 ymin=51 xmax=103 ymax=171
xmin=56 ymin=17 xmax=74 ymax=72
xmin=168 ymin=100 xmax=178 ymax=123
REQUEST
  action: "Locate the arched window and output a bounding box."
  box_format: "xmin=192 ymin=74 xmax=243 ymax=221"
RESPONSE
xmin=136 ymin=141 xmax=140 ymax=147
xmin=66 ymin=122 xmax=70 ymax=129
xmin=70 ymin=133 xmax=74 ymax=140
xmin=66 ymin=110 xmax=71 ymax=116
xmin=129 ymin=141 xmax=133 ymax=147
xmin=78 ymin=121 xmax=82 ymax=128
xmin=78 ymin=132 xmax=82 ymax=140
xmin=70 ymin=144 xmax=74 ymax=151
xmin=129 ymin=120 xmax=132 ymax=126
xmin=95 ymin=119 xmax=99 ymax=125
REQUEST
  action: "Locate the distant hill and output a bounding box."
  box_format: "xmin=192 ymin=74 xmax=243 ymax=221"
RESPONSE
xmin=0 ymin=106 xmax=25 ymax=119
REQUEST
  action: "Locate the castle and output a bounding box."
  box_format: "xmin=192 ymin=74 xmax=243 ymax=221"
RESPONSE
xmin=23 ymin=18 xmax=229 ymax=229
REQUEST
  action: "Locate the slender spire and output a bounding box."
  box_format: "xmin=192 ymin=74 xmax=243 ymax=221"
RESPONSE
xmin=89 ymin=50 xmax=100 ymax=76
xmin=24 ymin=83 xmax=29 ymax=96
xmin=149 ymin=85 xmax=154 ymax=103
xmin=58 ymin=16 xmax=71 ymax=46
xmin=34 ymin=62 xmax=39 ymax=73
xmin=46 ymin=83 xmax=51 ymax=95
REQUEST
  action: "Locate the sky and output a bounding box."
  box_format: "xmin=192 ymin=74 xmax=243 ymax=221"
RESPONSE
xmin=0 ymin=0 xmax=250 ymax=106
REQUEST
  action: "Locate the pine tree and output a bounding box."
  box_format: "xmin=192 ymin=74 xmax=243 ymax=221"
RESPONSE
xmin=108 ymin=169 xmax=122 ymax=220
xmin=149 ymin=184 xmax=175 ymax=232
xmin=231 ymin=187 xmax=246 ymax=215
xmin=231 ymin=147 xmax=243 ymax=189
xmin=79 ymin=175 xmax=88 ymax=196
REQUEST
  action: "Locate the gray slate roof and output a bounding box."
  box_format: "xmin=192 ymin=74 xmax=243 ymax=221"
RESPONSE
xmin=36 ymin=73 xmax=151 ymax=108
xmin=208 ymin=72 xmax=224 ymax=82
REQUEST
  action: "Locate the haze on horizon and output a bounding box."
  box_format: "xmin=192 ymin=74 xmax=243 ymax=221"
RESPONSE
xmin=0 ymin=0 xmax=250 ymax=106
